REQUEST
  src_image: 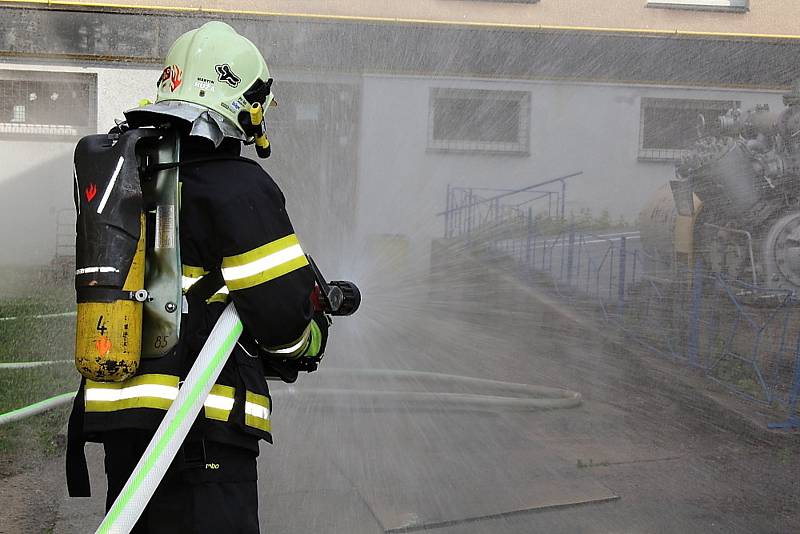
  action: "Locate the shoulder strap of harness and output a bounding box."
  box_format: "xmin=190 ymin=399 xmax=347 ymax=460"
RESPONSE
xmin=142 ymin=155 xmax=261 ymax=177
xmin=66 ymin=379 xmax=90 ymax=497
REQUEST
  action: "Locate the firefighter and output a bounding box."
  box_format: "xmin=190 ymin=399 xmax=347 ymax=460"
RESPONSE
xmin=66 ymin=21 xmax=329 ymax=533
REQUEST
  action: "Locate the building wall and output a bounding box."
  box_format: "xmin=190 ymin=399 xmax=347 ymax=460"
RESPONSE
xmin=0 ymin=62 xmax=787 ymax=269
xmin=0 ymin=62 xmax=357 ymax=266
xmin=12 ymin=0 xmax=797 ymax=37
xmin=0 ymin=64 xmax=158 ymax=265
xmin=354 ymin=74 xmax=785 ymax=267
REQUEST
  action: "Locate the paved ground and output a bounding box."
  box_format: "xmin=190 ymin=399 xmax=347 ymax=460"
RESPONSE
xmin=15 ymin=262 xmax=800 ymax=533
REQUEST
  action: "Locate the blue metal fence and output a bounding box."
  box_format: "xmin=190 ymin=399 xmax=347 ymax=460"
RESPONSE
xmin=440 ymin=178 xmax=800 ymax=430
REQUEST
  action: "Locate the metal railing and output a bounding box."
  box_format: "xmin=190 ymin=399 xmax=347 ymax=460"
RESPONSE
xmin=444 ymin=182 xmax=800 ymax=430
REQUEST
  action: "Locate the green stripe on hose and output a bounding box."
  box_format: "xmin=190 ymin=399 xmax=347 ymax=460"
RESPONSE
xmin=97 ymin=319 xmax=243 ymax=533
xmin=0 ymin=391 xmax=76 ymax=425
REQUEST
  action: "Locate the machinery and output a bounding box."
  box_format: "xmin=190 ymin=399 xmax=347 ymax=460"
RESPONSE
xmin=639 ymin=83 xmax=800 ymax=293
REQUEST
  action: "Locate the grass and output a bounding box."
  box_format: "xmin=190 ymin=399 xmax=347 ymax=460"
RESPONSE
xmin=0 ymin=266 xmax=77 ymax=478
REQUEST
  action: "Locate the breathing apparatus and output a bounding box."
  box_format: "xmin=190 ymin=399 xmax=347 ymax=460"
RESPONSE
xmin=73 ymin=128 xmax=182 ymax=381
xmin=74 ymin=22 xmax=279 ymax=382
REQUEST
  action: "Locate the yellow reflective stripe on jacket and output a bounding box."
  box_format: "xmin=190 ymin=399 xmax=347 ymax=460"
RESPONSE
xmin=263 ymin=322 xmax=311 ymax=359
xmin=221 ymin=234 xmax=309 ymax=291
xmin=85 ymin=374 xmax=236 ymax=423
xmin=203 ymin=383 xmax=235 ymax=422
xmin=182 ymin=264 xmax=209 ymax=292
xmin=207 ymin=285 xmax=230 ymax=304
xmin=244 ymin=391 xmax=271 ymax=432
xmin=85 ymin=374 xmax=179 ymax=412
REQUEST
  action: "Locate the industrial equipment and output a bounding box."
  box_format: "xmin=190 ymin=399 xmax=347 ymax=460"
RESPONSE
xmin=639 ymin=83 xmax=800 ymax=293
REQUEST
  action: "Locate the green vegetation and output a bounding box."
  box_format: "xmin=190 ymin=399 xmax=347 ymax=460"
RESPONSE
xmin=0 ymin=267 xmax=76 ymax=478
xmin=708 ymin=354 xmax=764 ymax=400
xmin=533 ymin=208 xmax=633 ymax=236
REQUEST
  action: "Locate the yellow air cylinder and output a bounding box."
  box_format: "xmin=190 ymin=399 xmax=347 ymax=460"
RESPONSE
xmin=75 ymin=215 xmax=146 ymax=382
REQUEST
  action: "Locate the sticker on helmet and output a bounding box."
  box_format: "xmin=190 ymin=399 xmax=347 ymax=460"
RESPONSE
xmin=194 ymin=77 xmax=216 ymax=92
xmin=158 ymin=65 xmax=183 ymax=92
xmin=215 ymin=64 xmax=241 ymax=88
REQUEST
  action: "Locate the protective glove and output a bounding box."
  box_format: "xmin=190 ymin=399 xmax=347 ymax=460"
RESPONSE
xmin=302 ymin=312 xmax=330 ymax=359
xmin=259 ymin=313 xmax=331 ymax=382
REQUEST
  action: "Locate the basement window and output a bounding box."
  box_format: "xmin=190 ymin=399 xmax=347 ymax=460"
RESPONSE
xmin=428 ymin=88 xmax=530 ymax=155
xmin=0 ymin=71 xmax=97 ymax=140
xmin=646 ymin=0 xmax=748 ymax=12
xmin=638 ymin=97 xmax=738 ymax=162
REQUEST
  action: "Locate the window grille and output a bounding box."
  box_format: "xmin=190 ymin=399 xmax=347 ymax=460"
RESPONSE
xmin=428 ymin=88 xmax=530 ymax=155
xmin=638 ymin=97 xmax=739 ymax=162
xmin=0 ymin=71 xmax=97 ymax=140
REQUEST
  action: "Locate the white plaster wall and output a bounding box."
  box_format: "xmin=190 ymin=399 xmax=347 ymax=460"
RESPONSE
xmin=354 ymin=75 xmax=785 ymax=267
xmin=0 ymin=62 xmax=787 ymax=268
xmin=0 ymin=64 xmax=158 ymax=265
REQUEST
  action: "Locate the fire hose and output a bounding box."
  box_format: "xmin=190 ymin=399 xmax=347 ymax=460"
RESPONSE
xmin=0 ymin=349 xmax=581 ymax=533
xmin=0 ymin=265 xmax=581 ymax=533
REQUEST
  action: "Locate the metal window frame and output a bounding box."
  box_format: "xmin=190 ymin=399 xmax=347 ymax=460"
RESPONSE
xmin=638 ymin=97 xmax=739 ymax=162
xmin=646 ymin=0 xmax=748 ymax=13
xmin=427 ymin=88 xmax=531 ymax=156
xmin=0 ymin=70 xmax=97 ymax=141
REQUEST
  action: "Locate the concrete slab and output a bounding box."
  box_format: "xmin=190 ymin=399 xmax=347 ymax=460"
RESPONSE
xmin=55 ymin=442 xmax=105 ymax=532
xmin=261 ymin=490 xmax=384 ymax=534
xmin=261 ymin=403 xmax=618 ymax=533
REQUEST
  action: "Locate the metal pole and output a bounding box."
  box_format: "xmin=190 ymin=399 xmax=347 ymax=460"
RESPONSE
xmin=609 ymin=249 xmax=615 ymax=300
xmin=458 ymin=193 xmax=464 ymax=237
xmin=618 ymin=236 xmax=627 ymax=317
xmin=466 ymin=189 xmax=473 ymax=237
xmin=687 ymin=257 xmax=703 ymax=366
xmin=445 ymin=184 xmax=451 ymax=238
xmin=526 ymin=207 xmax=533 ymax=267
xmin=542 ymin=238 xmax=547 ymax=270
xmin=567 ymin=222 xmax=576 ymax=287
xmin=561 ymin=179 xmax=566 ymax=222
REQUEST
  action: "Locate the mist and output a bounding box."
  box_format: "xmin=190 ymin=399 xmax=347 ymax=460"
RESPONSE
xmin=1 ymin=3 xmax=799 ymax=533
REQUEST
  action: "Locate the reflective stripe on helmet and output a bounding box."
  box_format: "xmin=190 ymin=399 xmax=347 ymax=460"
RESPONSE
xmin=221 ymin=234 xmax=309 ymax=291
xmin=244 ymin=391 xmax=271 ymax=432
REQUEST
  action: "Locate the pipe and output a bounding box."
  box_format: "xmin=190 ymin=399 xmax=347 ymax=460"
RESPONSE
xmin=273 ymin=368 xmax=581 ymax=412
xmin=0 ymin=311 xmax=76 ymax=322
xmin=0 ymin=391 xmax=76 ymax=425
xmin=0 ymin=359 xmax=71 ymax=369
xmin=0 ymin=368 xmax=580 ymax=428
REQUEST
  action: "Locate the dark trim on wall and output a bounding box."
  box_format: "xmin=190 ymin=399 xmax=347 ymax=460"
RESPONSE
xmin=0 ymin=5 xmax=798 ymax=89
